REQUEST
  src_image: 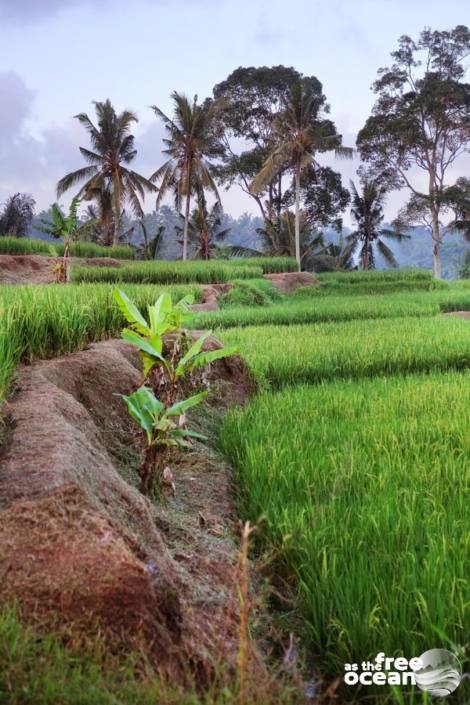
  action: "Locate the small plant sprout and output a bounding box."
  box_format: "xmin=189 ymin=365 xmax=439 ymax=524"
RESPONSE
xmin=115 ymin=289 xmax=238 ymax=495
xmin=114 ymin=289 xmax=238 ymax=403
xmin=121 ymin=385 xmax=208 ymax=495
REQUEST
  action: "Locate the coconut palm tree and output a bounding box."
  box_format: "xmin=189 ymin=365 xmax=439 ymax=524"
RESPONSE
xmin=57 ymin=100 xmax=155 ymax=245
xmin=150 ymin=93 xmax=223 ymax=260
xmin=175 ymin=198 xmax=231 ymax=260
xmin=252 ymin=80 xmax=351 ymax=270
xmin=348 ymin=180 xmax=408 ymax=269
xmin=0 ymin=193 xmax=35 ymax=237
xmin=256 ymin=211 xmax=323 ymax=263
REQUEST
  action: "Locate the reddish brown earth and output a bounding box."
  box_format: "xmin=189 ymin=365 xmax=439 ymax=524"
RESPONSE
xmin=0 ymin=338 xmax=254 ymax=681
xmin=0 ymin=255 xmax=124 ymax=285
xmin=264 ymin=271 xmax=319 ymax=292
xmin=189 ymin=284 xmax=234 ymax=312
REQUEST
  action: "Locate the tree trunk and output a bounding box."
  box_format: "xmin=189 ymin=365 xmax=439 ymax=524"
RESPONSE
xmin=363 ymin=241 xmax=369 ymax=270
xmin=113 ymin=171 xmax=121 ymax=246
xmin=182 ymin=162 xmax=191 ymax=261
xmin=430 ymin=206 xmax=442 ymax=279
xmin=294 ymin=166 xmax=301 ymax=271
xmin=183 ymin=190 xmax=191 ymax=261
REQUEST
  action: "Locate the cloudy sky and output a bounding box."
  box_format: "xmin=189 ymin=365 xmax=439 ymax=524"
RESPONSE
xmin=0 ymin=0 xmax=468 ymax=223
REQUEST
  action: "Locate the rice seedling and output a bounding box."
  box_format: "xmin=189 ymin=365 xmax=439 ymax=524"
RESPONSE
xmin=193 ymin=288 xmax=470 ymax=329
xmin=293 ymin=279 xmax=448 ymax=297
xmin=223 ymin=256 xmax=297 ymax=273
xmin=0 ymin=236 xmax=56 ymax=256
xmin=56 ymin=241 xmax=134 ymax=259
xmin=71 ymin=261 xmax=264 ymax=284
xmin=220 ymin=372 xmax=470 ymax=689
xmin=0 ymin=283 xmax=202 ymax=400
xmin=315 ymin=268 xmax=435 ymax=284
xmin=219 ymin=279 xmax=282 ymax=308
xmin=0 ymin=237 xmax=133 ymax=259
xmin=218 ymin=316 xmax=470 ymax=388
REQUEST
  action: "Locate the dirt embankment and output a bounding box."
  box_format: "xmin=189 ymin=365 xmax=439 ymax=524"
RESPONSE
xmin=0 ymin=338 xmax=256 ymax=682
xmin=264 ymin=271 xmax=319 ymax=292
xmin=444 ymin=310 xmax=470 ymax=320
xmin=0 ymin=255 xmax=123 ymax=285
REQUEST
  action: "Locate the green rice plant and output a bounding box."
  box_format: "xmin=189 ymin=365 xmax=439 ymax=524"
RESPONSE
xmin=56 ymin=241 xmax=134 ymax=259
xmin=0 ymin=236 xmax=56 ymax=256
xmin=0 ymin=283 xmax=202 ymax=401
xmin=218 ymin=316 xmax=470 ymax=388
xmin=193 ymin=288 xmax=470 ymax=329
xmin=193 ymin=294 xmax=441 ymax=329
xmin=0 ymin=236 xmax=133 ymax=259
xmin=71 ymin=260 xmax=263 ymax=284
xmin=224 ymin=256 xmax=297 ymax=273
xmin=219 ymin=279 xmax=281 ymax=308
xmin=292 ymin=279 xmax=448 ymax=298
xmin=219 ymin=372 xmax=470 ymax=695
xmin=316 ymin=268 xmax=435 ymax=284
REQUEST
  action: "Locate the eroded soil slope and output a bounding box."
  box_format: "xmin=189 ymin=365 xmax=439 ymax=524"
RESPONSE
xmin=0 ymin=255 xmax=123 ymax=284
xmin=0 ymin=338 xmax=253 ymax=681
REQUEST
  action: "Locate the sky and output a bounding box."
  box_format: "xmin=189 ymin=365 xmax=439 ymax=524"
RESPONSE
xmin=0 ymin=0 xmax=468 ymax=225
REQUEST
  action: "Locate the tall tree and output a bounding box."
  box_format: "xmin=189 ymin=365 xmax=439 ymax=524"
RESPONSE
xmin=0 ymin=193 xmax=35 ymax=236
xmin=252 ymin=80 xmax=351 ymax=270
xmin=150 ymin=93 xmax=223 ymax=261
xmin=57 ymin=100 xmax=155 ymax=245
xmin=348 ymin=180 xmax=407 ymax=270
xmin=357 ymin=25 xmax=470 ymax=278
xmin=256 ymin=210 xmax=324 ymax=265
xmin=175 ymin=198 xmax=231 ymax=260
xmin=213 ymin=66 xmax=313 ymax=221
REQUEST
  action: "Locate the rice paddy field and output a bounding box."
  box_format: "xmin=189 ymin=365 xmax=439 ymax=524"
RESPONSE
xmin=0 ymin=261 xmax=468 ymax=703
xmin=0 ymin=236 xmax=134 ymax=259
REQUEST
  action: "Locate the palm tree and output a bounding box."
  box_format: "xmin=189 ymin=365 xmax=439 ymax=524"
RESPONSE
xmin=175 ymin=198 xmax=231 ymax=260
xmin=0 ymin=193 xmax=35 ymax=237
xmin=257 ymin=211 xmax=323 ymax=263
xmin=252 ymin=81 xmax=351 ymax=270
xmin=139 ymin=219 xmax=166 ymax=260
xmin=150 ymin=93 xmax=222 ymax=260
xmin=57 ymin=100 xmax=155 ymax=245
xmin=348 ymin=180 xmax=408 ymax=269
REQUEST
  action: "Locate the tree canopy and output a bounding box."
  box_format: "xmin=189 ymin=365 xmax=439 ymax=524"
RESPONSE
xmin=357 ymin=25 xmax=470 ymax=277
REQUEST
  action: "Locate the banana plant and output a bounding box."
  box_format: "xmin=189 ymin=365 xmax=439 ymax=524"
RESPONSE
xmin=113 ymin=289 xmax=238 ymax=380
xmin=122 ymin=386 xmax=207 ymax=447
xmin=121 ymin=385 xmax=208 ymax=493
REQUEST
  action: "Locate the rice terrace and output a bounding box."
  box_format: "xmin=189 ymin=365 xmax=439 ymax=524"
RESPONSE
xmin=0 ymin=5 xmax=469 ymax=705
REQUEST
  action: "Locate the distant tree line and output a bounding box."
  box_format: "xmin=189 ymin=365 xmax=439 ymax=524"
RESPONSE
xmin=2 ymin=24 xmax=470 ymax=277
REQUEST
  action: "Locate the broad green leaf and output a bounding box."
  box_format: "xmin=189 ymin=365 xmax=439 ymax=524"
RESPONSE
xmin=172 ymin=428 xmax=207 ymax=441
xmin=178 ymin=346 xmax=239 ymax=375
xmin=148 ymin=293 xmax=172 ymax=335
xmin=175 ymin=332 xmax=211 ymax=374
xmin=113 ymin=290 xmax=149 ymax=336
xmin=121 ymin=390 xmax=154 ymax=444
xmin=166 ymin=390 xmax=208 ymax=417
xmin=121 ymin=329 xmax=166 ymax=361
